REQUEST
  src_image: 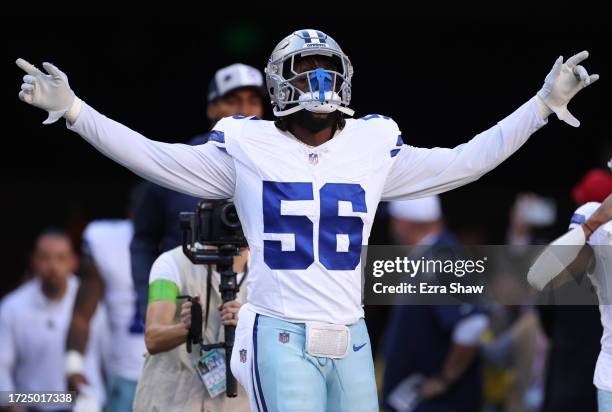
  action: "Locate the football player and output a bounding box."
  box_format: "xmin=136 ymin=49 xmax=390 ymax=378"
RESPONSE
xmin=16 ymin=29 xmax=598 ymax=411
xmin=66 ymin=217 xmax=146 ymax=412
xmin=528 ymin=162 xmax=612 ymax=412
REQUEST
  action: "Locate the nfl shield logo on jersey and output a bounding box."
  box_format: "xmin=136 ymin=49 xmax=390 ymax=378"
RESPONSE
xmin=279 ymin=332 xmax=290 ymax=344
xmin=239 ymin=349 xmax=247 ymax=363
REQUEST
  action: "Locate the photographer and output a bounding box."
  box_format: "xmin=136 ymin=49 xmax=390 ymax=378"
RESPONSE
xmin=133 ymin=244 xmax=249 ymax=412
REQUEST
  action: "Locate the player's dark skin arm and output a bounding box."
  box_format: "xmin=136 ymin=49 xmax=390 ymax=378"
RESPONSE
xmin=585 ymin=193 xmax=612 ymax=236
xmin=419 ymin=343 xmax=478 ymax=399
xmin=65 ymin=255 xmax=104 ymax=390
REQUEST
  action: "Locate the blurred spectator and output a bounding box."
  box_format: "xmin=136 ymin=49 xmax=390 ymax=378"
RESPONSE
xmin=507 ymin=193 xmax=556 ymax=246
xmin=130 ymin=63 xmax=265 ymax=319
xmin=481 ymin=305 xmax=547 ymax=412
xmin=476 ymin=193 xmax=554 ymax=412
xmin=382 ymin=196 xmax=488 ymax=412
xmin=66 ymin=194 xmax=146 ymax=412
xmin=571 ymin=169 xmax=612 ymax=207
xmin=0 ymin=229 xmax=107 ymax=412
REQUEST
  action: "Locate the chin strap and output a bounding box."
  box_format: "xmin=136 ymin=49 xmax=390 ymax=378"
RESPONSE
xmin=336 ymin=106 xmax=355 ymax=116
xmin=273 ymin=105 xmax=305 ymax=117
xmin=273 ymin=105 xmax=354 ymax=117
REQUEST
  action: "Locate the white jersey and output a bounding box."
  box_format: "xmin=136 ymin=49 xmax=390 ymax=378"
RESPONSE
xmin=0 ymin=276 xmax=107 ymax=407
xmin=570 ymin=203 xmax=612 ymax=391
xmin=82 ymin=220 xmax=146 ymax=381
xmin=67 ymin=97 xmax=546 ymax=325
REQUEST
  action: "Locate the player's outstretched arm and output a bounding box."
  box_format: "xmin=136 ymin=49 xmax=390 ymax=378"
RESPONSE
xmin=528 ymin=193 xmax=612 ymax=290
xmin=16 ymin=59 xmax=235 ymax=199
xmin=382 ymin=51 xmax=599 ymax=201
xmin=526 ymin=228 xmax=593 ymax=291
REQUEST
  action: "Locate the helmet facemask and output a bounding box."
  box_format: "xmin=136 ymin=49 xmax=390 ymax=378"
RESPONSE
xmin=266 ymin=30 xmax=354 ymax=117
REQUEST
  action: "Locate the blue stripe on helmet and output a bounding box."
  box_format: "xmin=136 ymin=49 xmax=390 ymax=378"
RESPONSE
xmin=396 ymin=135 xmax=403 ymax=146
xmin=390 ymin=149 xmax=401 ymax=158
xmin=316 ymin=30 xmax=326 ymax=43
xmin=302 ymin=30 xmax=312 ymax=43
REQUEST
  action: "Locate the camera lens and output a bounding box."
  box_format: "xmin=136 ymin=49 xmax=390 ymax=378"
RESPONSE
xmin=220 ymin=203 xmax=241 ymax=229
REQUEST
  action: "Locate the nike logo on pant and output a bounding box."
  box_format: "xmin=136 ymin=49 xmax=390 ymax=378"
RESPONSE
xmin=353 ymin=343 xmax=367 ymax=352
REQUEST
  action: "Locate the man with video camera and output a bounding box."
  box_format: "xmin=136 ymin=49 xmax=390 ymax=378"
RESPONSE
xmin=133 ymin=200 xmax=250 ymax=412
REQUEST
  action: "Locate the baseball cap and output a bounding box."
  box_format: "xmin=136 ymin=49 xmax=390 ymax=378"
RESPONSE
xmin=571 ymin=168 xmax=612 ymax=205
xmin=388 ymin=196 xmax=442 ymax=222
xmin=207 ymin=63 xmax=264 ymax=103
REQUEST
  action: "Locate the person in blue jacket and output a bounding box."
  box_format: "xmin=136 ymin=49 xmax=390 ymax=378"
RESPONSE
xmin=383 ymin=196 xmax=489 ymax=412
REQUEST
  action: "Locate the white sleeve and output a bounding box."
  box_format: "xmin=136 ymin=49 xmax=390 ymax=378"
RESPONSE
xmin=0 ymin=302 xmax=16 ymax=391
xmin=527 ymin=225 xmax=586 ymax=290
xmin=149 ymin=252 xmax=182 ymax=290
xmin=452 ymin=313 xmax=489 ymax=345
xmin=66 ymin=102 xmax=235 ymax=199
xmin=382 ymin=97 xmax=548 ymax=200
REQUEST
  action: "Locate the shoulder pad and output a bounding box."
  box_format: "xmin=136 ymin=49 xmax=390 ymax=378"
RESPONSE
xmin=209 ymin=116 xmax=249 ymax=148
xmin=359 ymin=114 xmax=392 ymax=121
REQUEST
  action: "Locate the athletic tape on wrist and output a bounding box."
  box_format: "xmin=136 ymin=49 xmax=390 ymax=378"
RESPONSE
xmin=65 ymin=350 xmax=84 ymax=376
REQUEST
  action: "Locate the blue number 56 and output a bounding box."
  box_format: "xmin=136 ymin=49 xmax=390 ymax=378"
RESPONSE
xmin=263 ymin=181 xmax=366 ymax=270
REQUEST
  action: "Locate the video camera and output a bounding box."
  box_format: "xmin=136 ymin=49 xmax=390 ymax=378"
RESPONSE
xmin=180 ymin=199 xmax=247 ymax=251
xmin=179 ymin=199 xmax=247 ymax=398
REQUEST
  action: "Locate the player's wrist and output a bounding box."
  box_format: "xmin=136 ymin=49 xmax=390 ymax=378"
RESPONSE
xmin=534 ymin=95 xmax=554 ymax=120
xmin=64 ymin=96 xmax=82 ymax=124
xmin=67 ymin=372 xmax=88 ymax=392
xmin=65 ymin=349 xmax=85 ymax=376
xmin=584 ymin=216 xmax=604 ymax=237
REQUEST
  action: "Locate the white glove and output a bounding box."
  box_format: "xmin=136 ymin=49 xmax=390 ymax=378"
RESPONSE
xmin=537 ymin=51 xmax=599 ymax=127
xmin=72 ymin=384 xmax=102 ymax=412
xmin=16 ymin=58 xmax=77 ymax=125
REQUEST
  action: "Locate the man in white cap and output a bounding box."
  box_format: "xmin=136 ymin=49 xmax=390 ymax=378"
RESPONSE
xmin=130 ymin=63 xmax=265 ymax=320
xmin=387 ymin=196 xmax=447 ymax=246
xmin=382 ymin=196 xmax=489 ymax=412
